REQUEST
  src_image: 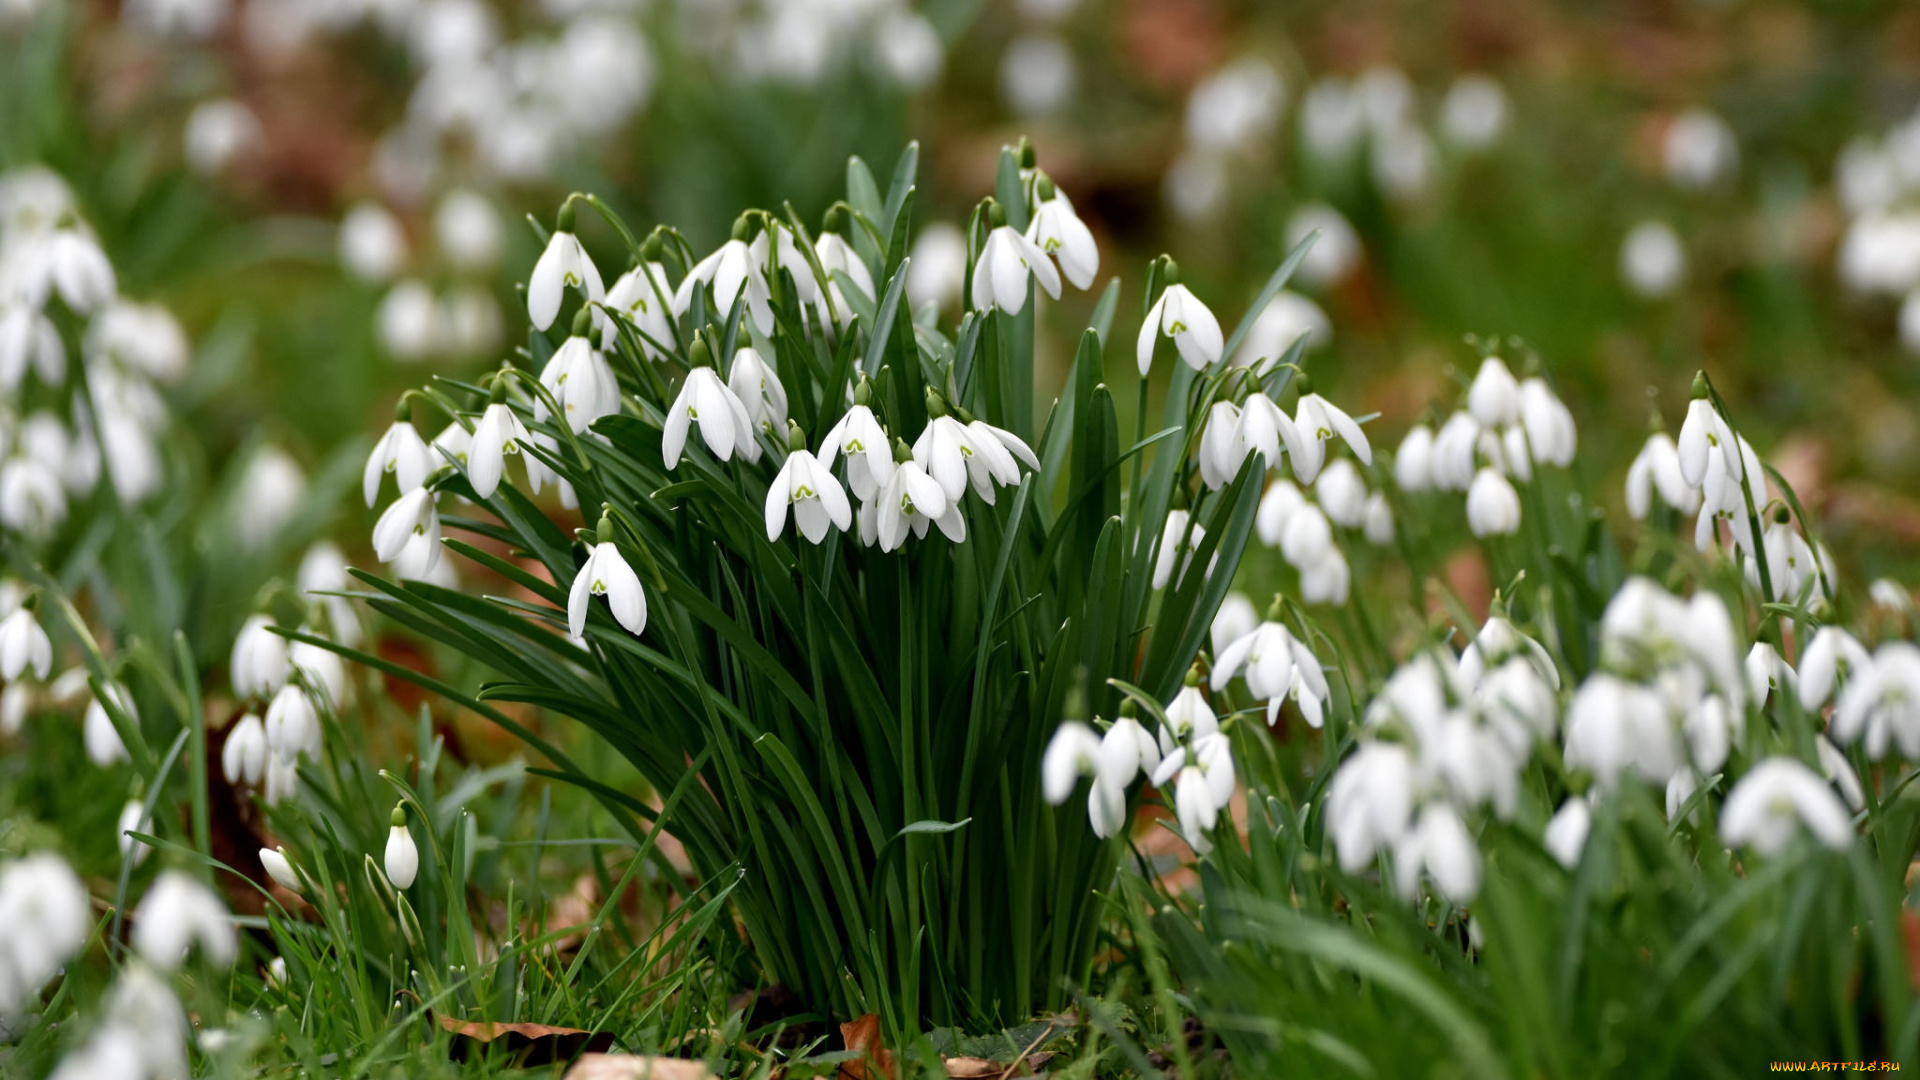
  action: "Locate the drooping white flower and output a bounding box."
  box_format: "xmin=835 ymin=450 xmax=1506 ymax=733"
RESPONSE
xmin=1151 ymin=508 xmax=1210 ymax=590
xmin=298 ymin=541 xmax=361 ymax=648
xmin=45 ymin=229 xmax=116 ymax=313
xmin=1315 ymin=459 xmax=1368 ymax=528
xmin=1041 ymin=721 xmax=1102 ymax=805
xmin=1137 ymin=280 xmax=1223 ymax=375
xmin=1235 ymin=394 xmax=1306 ymax=480
xmin=812 ymin=225 xmax=874 ymax=329
xmin=264 ymin=684 xmax=320 ymax=763
xmin=1626 ymin=432 xmax=1700 ymax=518
xmin=907 ymin=222 xmax=969 ymax=311
xmin=0 ymin=605 xmax=51 ymax=682
xmin=1290 ymin=383 xmax=1371 ymax=484
xmin=229 ymin=615 xmax=288 ymax=699
xmin=0 ymin=304 xmax=65 ymax=389
xmin=1621 ymin=220 xmax=1686 ymax=299
xmin=673 ymin=231 xmax=774 ymax=334
xmin=528 ymin=223 xmax=604 ymax=332
xmin=1255 ymin=478 xmax=1305 ymax=548
xmin=1799 ymin=625 xmax=1871 ymax=712
xmin=1024 ymin=182 xmax=1099 ymax=290
xmin=1327 ymin=742 xmax=1415 ymax=873
xmin=434 ymin=188 xmax=502 ymax=272
xmin=874 ymin=443 xmax=962 ymax=552
xmin=466 ymin=394 xmax=532 ymax=501
xmin=1279 ymin=503 xmax=1332 ymax=569
xmin=288 ymin=639 xmax=345 ymax=709
xmin=1543 ymin=796 xmax=1592 ymax=869
xmin=1100 ymin=714 xmax=1162 ymax=790
xmin=1393 ymin=424 xmax=1435 ymax=493
xmin=971 ymin=223 xmax=1062 ymax=315
xmin=662 ymin=360 xmax=760 ymax=469
xmin=601 ymin=261 xmax=676 ymax=356
xmin=728 ymin=347 xmax=788 ymax=436
xmin=363 ymin=414 xmax=435 ymax=508
xmin=1676 ymin=392 xmax=1740 ymax=489
xmin=1815 ymin=735 xmax=1866 ymax=813
xmin=263 ymin=754 xmax=299 ymax=807
xmin=1831 ymin=642 xmax=1920 ymax=760
xmin=1362 ymin=494 xmax=1394 ymax=546
xmin=1720 ymin=757 xmax=1853 ymax=855
xmin=371 ymin=487 xmax=441 ymax=580
xmin=820 ymin=399 xmax=894 ymax=501
xmin=1298 ymin=547 xmax=1351 ymax=606
xmin=0 ymin=456 xmax=68 ymax=538
xmin=84 ymin=681 xmax=135 ymax=766
xmin=1564 ymin=673 xmax=1681 ymax=787
xmin=1744 ymin=514 xmax=1818 ymax=603
xmin=133 ymin=870 xmax=235 ymax=970
xmin=339 ymin=202 xmax=407 ymax=284
xmin=260 ymin=847 xmax=301 ymax=894
xmin=1428 ymin=411 xmax=1480 ymax=492
xmin=537 ymin=329 xmax=621 ymax=434
xmin=384 ymin=806 xmax=419 ymax=889
xmin=1393 ymin=803 xmax=1481 ymax=904
xmin=221 ymin=713 xmax=267 ymax=786
xmin=0 ymin=852 xmax=91 ymax=1015
xmin=1232 ymin=291 xmax=1330 ymax=371
xmin=1198 ymin=401 xmax=1244 ymax=491
xmin=1162 ymin=676 xmax=1219 ymax=744
xmin=1518 ymin=378 xmax=1577 ymax=467
xmin=1441 ymin=74 xmax=1508 ymax=149
xmin=1210 ymin=592 xmax=1258 ymax=659
xmin=1173 ymin=761 xmax=1222 ymax=854
xmin=1467 ymin=358 xmax=1520 ymax=428
xmin=568 ymin=529 xmax=648 ymax=639
xmin=1466 ymin=467 xmax=1521 ymax=537
xmin=766 ymin=429 xmax=852 ymax=544
xmin=1870 ymin=578 xmax=1913 ymax=612
xmin=1663 ymin=108 xmax=1739 ymax=190
xmin=1213 ymin=610 xmax=1329 ymax=726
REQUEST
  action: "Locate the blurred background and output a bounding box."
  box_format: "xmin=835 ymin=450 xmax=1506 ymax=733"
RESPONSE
xmin=6 ymin=0 xmax=1920 ymax=579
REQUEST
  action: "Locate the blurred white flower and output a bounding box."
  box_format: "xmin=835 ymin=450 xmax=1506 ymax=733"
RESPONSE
xmin=84 ymin=682 xmax=135 ymax=766
xmin=907 ymin=222 xmax=968 ymax=311
xmin=340 ymin=203 xmax=408 ymax=284
xmin=871 ymin=10 xmax=943 ymax=92
xmin=86 ymin=301 xmax=188 ymax=383
xmin=1000 ymin=34 xmax=1074 ymax=118
xmin=221 ymin=713 xmax=267 ymax=785
xmin=1210 ymin=591 xmax=1258 ymax=658
xmin=434 ymin=188 xmax=502 ymax=271
xmin=1621 ymin=220 xmax=1686 ymax=299
xmin=1441 ymin=75 xmax=1508 ymax=150
xmin=0 ymin=852 xmax=91 ymax=1014
xmin=1544 ymin=796 xmax=1591 ymax=869
xmin=1837 ymin=212 xmax=1920 ymax=296
xmin=260 ymin=847 xmax=302 ymax=894
xmin=1186 ymin=59 xmax=1284 ymax=154
xmin=1663 ymin=108 xmax=1739 ymax=189
xmin=376 ymin=279 xmax=442 ymax=362
xmin=1163 ymin=151 xmax=1229 ymax=222
xmin=124 ymin=0 xmax=229 ymax=39
xmin=264 ymin=684 xmax=320 ymax=762
xmin=1284 ymin=203 xmax=1362 ymax=290
xmin=537 ymin=331 xmax=620 ymax=434
xmin=1467 ymin=358 xmax=1520 ymax=428
xmin=1232 ymin=291 xmax=1329 ymax=371
xmin=133 ymin=871 xmax=235 ymax=970
xmin=1299 ymin=78 xmax=1367 ymax=167
xmin=1720 ymin=757 xmax=1853 ymax=855
xmin=1315 ymin=459 xmax=1368 ymax=528
xmin=183 ymin=99 xmax=261 ymax=177
xmin=1831 ymin=641 xmax=1920 ymax=759
xmin=230 ymin=615 xmax=289 ymax=699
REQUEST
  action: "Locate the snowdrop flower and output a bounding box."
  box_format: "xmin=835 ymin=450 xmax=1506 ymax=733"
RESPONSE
xmin=371 ymin=486 xmax=442 ymax=580
xmin=1185 ymin=57 xmax=1284 ymax=154
xmin=1518 ymin=378 xmax=1576 ymax=467
xmin=1831 ymin=642 xmax=1920 ymax=759
xmin=466 ymin=382 xmax=532 ymax=500
xmin=1393 ymin=804 xmax=1480 ymax=903
xmin=264 ymin=684 xmax=320 ymax=763
xmin=84 ymin=682 xmax=135 ymax=766
xmin=537 ymin=318 xmax=621 ymax=434
xmin=528 ymin=206 xmax=605 ymax=332
xmin=1676 ymin=383 xmax=1740 ymax=489
xmin=229 ymin=615 xmax=288 ymax=699
xmin=1137 ymin=271 xmax=1223 ymax=375
xmin=1041 ymin=721 xmax=1102 ymax=805
xmin=1290 ymin=376 xmax=1371 ymax=484
xmin=221 ymin=713 xmax=267 ymax=786
xmin=811 ymin=218 xmax=874 ymax=327
xmin=376 ymin=279 xmax=441 ymax=361
xmin=568 ymin=517 xmax=647 ymax=639
xmin=444 ymin=287 xmax=501 ymax=355
xmin=1162 ymin=670 xmax=1219 ymax=744
xmin=1663 ymin=108 xmax=1739 ymax=190
xmin=1315 ymin=459 xmax=1368 ymax=528
xmin=1000 ymin=33 xmax=1074 ymax=117
xmin=1024 ymin=177 xmax=1098 ymax=290
xmin=1474 ymin=652 xmax=1559 ymax=750
xmin=1682 ymin=694 xmax=1739 ymax=773
xmin=1299 ymin=79 xmax=1369 ymax=167
xmin=434 ymin=188 xmax=502 ymax=272
xmin=1100 ymin=712 xmax=1162 ymax=790
xmin=1621 ymin=220 xmax=1686 ymax=299
xmin=971 ymin=215 xmax=1061 ymax=315
xmin=363 ymin=406 xmax=434 ymax=508
xmin=384 ymin=805 xmax=419 ymax=889
xmin=1284 ymin=203 xmax=1362 ymax=289
xmin=184 ymin=98 xmax=261 ymax=176
xmin=1816 ymin=736 xmax=1866 ymax=813
xmin=601 ymin=260 xmax=676 ymax=355
xmin=1172 ymin=760 xmax=1223 ymax=854
xmin=1197 ymin=402 xmax=1244 ymax=492
xmin=1626 ymin=432 xmax=1700 ymax=518
xmin=872 ymin=10 xmax=944 ymax=92
xmin=907 ymin=222 xmax=968 ymax=311
xmin=1299 ymin=548 xmax=1351 ymax=606
xmin=0 ymin=852 xmax=90 ymax=1014
xmin=1427 ymin=412 xmax=1480 ymax=492
xmin=85 ymin=300 xmax=187 ymax=383
xmin=0 ymin=605 xmax=50 ymax=682
xmin=263 ymin=754 xmax=298 ymax=807
xmin=133 ymin=871 xmax=235 ymax=970
xmin=767 ymin=424 xmax=851 ymax=544
xmin=1564 ymin=673 xmax=1680 ymax=787
xmin=432 ymin=423 xmax=473 ymax=467
xmin=1151 ymin=508 xmax=1207 ymax=590
xmin=1235 ymin=394 xmax=1305 ymax=481
xmin=339 ymin=202 xmax=407 ymax=284
xmin=1441 ymin=75 xmax=1508 ymax=150
xmin=1327 ymin=742 xmax=1415 ymax=873
xmin=915 ymin=398 xmax=1033 ymax=506
xmin=289 ymin=640 xmax=345 ymax=709
xmin=1745 ymin=642 xmax=1794 ymax=706
xmin=874 ymin=439 xmax=963 ymax=551
xmin=663 ymin=341 xmax=760 ymax=469
xmin=0 ymin=304 xmax=64 ymax=389
xmin=728 ymin=347 xmax=788 ymax=436
xmin=1466 ymin=467 xmax=1521 ymax=537
xmin=298 ymin=541 xmax=360 ymax=648
xmin=1467 ymin=358 xmax=1520 ymax=428
xmin=820 ymin=388 xmax=893 ymax=500
xmin=45 ymin=229 xmax=115 ymax=313
xmin=260 ymin=847 xmax=301 ymax=894
xmin=1211 ymin=592 xmax=1258 ymax=658
xmin=1458 ymin=611 xmax=1558 ymax=690
xmin=1362 ymin=494 xmax=1394 ymax=546
xmin=1745 ymin=512 xmax=1818 ymax=602
xmin=1163 ymin=151 xmax=1228 ymax=222
xmin=0 ymin=456 xmax=66 ymax=538
xmin=673 ymin=218 xmax=774 ymax=334
xmin=1393 ymin=424 xmax=1435 ymax=493
xmin=1232 ymin=291 xmax=1330 ymax=371
xmin=1720 ymin=757 xmax=1853 ymax=855
xmin=1278 ymin=503 xmax=1333 ymax=571
xmin=1255 ymin=479 xmax=1305 ymax=548
xmin=2 ymin=683 xmax=30 ymax=735
xmin=1212 ymin=602 xmax=1329 ymax=726
xmin=1871 ymin=578 xmax=1914 ymax=613
xmin=1544 ymin=796 xmax=1591 ymax=869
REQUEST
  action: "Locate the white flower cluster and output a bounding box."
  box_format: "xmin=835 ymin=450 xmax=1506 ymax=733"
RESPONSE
xmin=222 ymin=577 xmax=352 ymax=806
xmin=0 ymin=852 xmax=90 ymax=1016
xmin=0 ymin=167 xmax=188 ymax=536
xmin=1394 ymin=356 xmax=1577 ymax=538
xmin=1832 ymin=105 xmax=1920 ymax=352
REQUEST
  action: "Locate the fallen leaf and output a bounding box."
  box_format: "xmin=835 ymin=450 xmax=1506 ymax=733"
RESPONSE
xmin=838 ymin=1014 xmax=894 ymax=1079
xmin=940 ymin=1057 xmax=1001 ymax=1077
xmin=436 ymin=1014 xmax=615 ymax=1065
xmin=565 ymin=1054 xmax=716 ymax=1079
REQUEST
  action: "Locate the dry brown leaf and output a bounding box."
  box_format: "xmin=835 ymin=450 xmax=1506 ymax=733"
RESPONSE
xmin=838 ymin=1014 xmax=895 ymax=1079
xmin=564 ymin=1054 xmax=716 ymax=1079
xmin=436 ymin=1014 xmax=615 ymax=1064
xmin=940 ymin=1057 xmax=1001 ymax=1078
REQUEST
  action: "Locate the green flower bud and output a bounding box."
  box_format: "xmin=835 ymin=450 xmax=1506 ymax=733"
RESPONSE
xmin=787 ymin=420 xmax=807 ymax=453
xmin=556 ymin=199 xmax=576 ymax=234
xmin=390 ymin=804 xmax=408 ymax=828
xmin=571 ymin=306 xmax=594 ymax=338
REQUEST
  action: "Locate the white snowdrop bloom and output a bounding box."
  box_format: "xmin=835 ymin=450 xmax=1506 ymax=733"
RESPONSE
xmin=1441 ymin=74 xmax=1508 ymax=150
xmin=229 ymin=615 xmax=289 ymax=699
xmin=1151 ymin=509 xmax=1209 ymax=590
xmin=42 ymin=229 xmax=115 ymax=314
xmin=432 ymin=422 xmax=473 ymax=468
xmin=1172 ymin=744 xmax=1234 ymax=855
xmin=1466 ymin=467 xmax=1521 ymax=537
xmin=1235 ymin=394 xmax=1305 ymax=480
xmin=1186 ymin=58 xmax=1284 ymax=154
xmin=1290 ymin=383 xmax=1371 ymax=484
xmin=568 ymin=535 xmax=647 ymax=639
xmin=1676 ymin=394 xmax=1740 ymax=489
xmin=1 ymin=682 xmax=30 ymax=735
xmin=133 ymin=871 xmax=235 ymax=970
xmin=467 ymin=395 xmax=532 ymax=501
xmin=1041 ymin=721 xmax=1102 ymax=805
xmin=434 ymin=188 xmax=502 ymax=271
xmin=1745 ymin=515 xmax=1818 ymax=603
xmin=0 ymin=852 xmax=91 ymax=1014
xmin=874 ymin=445 xmax=963 ymax=552
xmin=1564 ymin=673 xmax=1680 ymax=787
xmin=1315 ymin=459 xmax=1368 ymax=528
xmin=84 ymin=682 xmax=135 ymax=766
xmin=1326 ymin=742 xmax=1415 ymax=873
xmin=871 ymin=9 xmax=944 ymax=91
xmin=759 ymin=223 xmax=818 ymax=304
xmin=0 ymin=303 xmax=64 ymax=389
xmin=915 ymin=411 xmax=1032 ymax=506
xmin=1214 ymin=616 xmax=1329 ymax=726
xmin=384 ymin=807 xmax=419 ymax=889
xmin=537 ymin=331 xmax=621 ymax=435
xmin=1210 ymin=592 xmax=1258 ymax=659
xmin=1745 ymin=642 xmax=1794 ymax=707
xmin=1815 ymin=735 xmax=1866 ymax=813
xmin=767 ymin=434 xmax=852 ymax=544
xmin=1100 ymin=714 xmax=1161 ymax=790
xmin=260 ymin=847 xmax=301 ymax=894
xmin=1518 ymin=378 xmax=1576 ymax=466
xmin=1255 ymin=479 xmax=1305 ymax=548
xmin=1233 ymin=291 xmax=1330 ymax=373
xmin=1391 ymin=803 xmax=1480 ymax=904
xmin=811 ymin=228 xmax=875 ymax=328
xmin=183 ymin=98 xmax=260 ymax=176
xmin=972 ymin=223 xmax=1062 ymax=316
xmin=1831 ymin=642 xmax=1920 ymax=759
xmin=262 ymin=753 xmax=299 ymax=806
xmin=1198 ymin=401 xmax=1244 ymax=491
xmin=728 ymin=347 xmax=788 ymax=436
xmin=1493 ymin=425 xmax=1534 ymax=483
xmin=1626 ymin=433 xmax=1700 ymax=518
xmin=1475 ymin=657 xmax=1558 ymax=753
xmin=1279 ymin=503 xmax=1332 ymax=569
xmin=1621 ymin=220 xmax=1686 ymax=299
xmin=1665 ymin=768 xmax=1700 ymax=824
xmin=1392 ymin=424 xmax=1435 ymax=493
xmin=221 ymin=713 xmax=267 ymax=786
xmin=1870 ymin=578 xmax=1912 ymax=613
xmin=529 ymin=225 xmax=605 ymax=333
xmin=376 ymin=279 xmax=441 ymax=362
xmin=1298 ymin=547 xmax=1351 ymax=606
xmin=1000 ymin=33 xmax=1074 ymax=117
xmin=1298 ymin=77 xmax=1368 ymax=167
xmin=663 ymin=362 xmax=759 ymax=469
xmin=1025 ymin=184 xmax=1099 ymax=291
xmin=1467 ymin=358 xmax=1520 ymax=428
xmin=1694 ymin=433 xmax=1766 ymax=554
xmin=1458 ymin=613 xmax=1558 ymax=690
xmin=1371 ymin=121 xmax=1436 ymax=202
xmin=0 ymin=606 xmax=50 ymax=682
xmin=1361 ymin=493 xmax=1394 ymax=546
xmin=550 ymin=14 xmax=655 ymax=135
xmin=1164 ymin=150 xmax=1228 ymax=223
xmin=85 ymin=300 xmax=188 ymax=383
xmin=1720 ymin=757 xmax=1853 ymax=855
xmin=1837 ymin=138 xmax=1899 ymax=215
xmin=673 ymin=234 xmax=774 ymax=335
xmin=1544 ymin=797 xmax=1591 ymax=869
xmin=265 ymin=955 xmax=287 ymax=988
xmin=1284 ymin=203 xmax=1362 ymax=290
xmin=339 ymin=203 xmax=407 ymax=284
xmin=48 ymin=665 xmax=89 ymax=705
xmin=820 ymin=402 xmax=893 ymax=501
xmin=1162 ymin=678 xmax=1220 ymax=745
xmin=1837 ymin=212 xmax=1920 ymax=296
xmin=264 ymin=684 xmax=320 ymax=763
xmin=1428 ymin=411 xmax=1480 ymax=492
xmin=0 ymin=456 xmax=66 ymax=538
xmin=372 ymin=486 xmax=441 ymax=578
xmin=298 ymin=541 xmax=360 ymax=647
xmin=907 ymin=222 xmax=968 ymax=311
xmin=1682 ymin=694 xmax=1740 ymax=774
xmin=1663 ymin=108 xmax=1739 ymax=189
xmin=288 ymin=640 xmax=345 ymax=708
